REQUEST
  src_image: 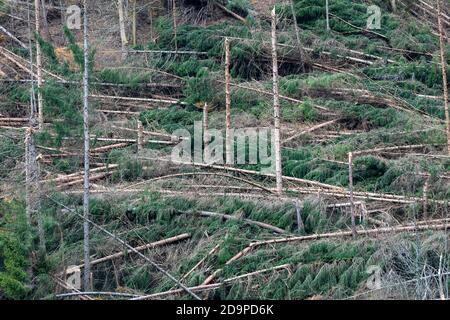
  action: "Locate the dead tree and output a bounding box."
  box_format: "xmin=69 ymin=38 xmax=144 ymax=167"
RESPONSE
xmin=172 ymin=0 xmax=178 ymax=51
xmin=437 ymin=0 xmax=450 ymax=155
xmin=82 ymin=0 xmax=91 ymax=291
xmin=348 ymin=152 xmax=357 ymax=237
xmin=390 ymin=0 xmax=397 ymax=12
xmin=423 ymin=177 xmax=429 ymax=218
xmin=40 ymin=0 xmax=52 ymax=41
xmin=137 ymin=120 xmax=144 ymax=152
xmin=27 ymin=0 xmax=45 ymax=252
xmin=203 ymin=102 xmax=209 ymax=158
xmin=271 ymin=8 xmax=283 ymax=195
xmin=34 ymin=0 xmax=44 ymax=130
xmin=225 ymin=37 xmax=233 ymax=166
xmin=289 ymin=0 xmax=306 ymax=72
xmin=118 ymin=0 xmax=128 ymax=60
xmin=132 ymin=0 xmax=137 ymax=46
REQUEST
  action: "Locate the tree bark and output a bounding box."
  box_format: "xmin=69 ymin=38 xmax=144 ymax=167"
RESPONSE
xmin=34 ymin=0 xmax=44 ymax=130
xmin=271 ymin=8 xmax=283 ymax=195
xmin=224 ymin=37 xmax=233 ymax=166
xmin=348 ymin=152 xmax=357 ymax=237
xmin=132 ymin=0 xmax=137 ymax=46
xmin=82 ymin=0 xmax=91 ymax=292
xmin=437 ymin=0 xmax=450 ymax=155
xmin=203 ymin=102 xmax=209 ymax=159
xmin=289 ymin=0 xmax=306 ymax=72
xmin=137 ymin=120 xmax=144 ymax=152
xmin=118 ymin=0 xmax=128 ymax=60
xmin=172 ymin=0 xmax=178 ymax=50
xmin=40 ymin=0 xmax=52 ymax=41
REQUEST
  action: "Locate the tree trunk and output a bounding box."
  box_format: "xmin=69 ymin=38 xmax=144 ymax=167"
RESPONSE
xmin=437 ymin=0 xmax=450 ymax=155
xmin=118 ymin=0 xmax=128 ymax=60
xmin=137 ymin=120 xmax=144 ymax=152
xmin=348 ymin=152 xmax=357 ymax=237
xmin=390 ymin=0 xmax=397 ymax=13
xmin=423 ymin=177 xmax=429 ymax=218
xmin=225 ymin=37 xmax=233 ymax=166
xmin=132 ymin=0 xmax=137 ymax=46
xmin=34 ymin=0 xmax=44 ymax=130
xmin=293 ymin=200 xmax=304 ymax=232
xmin=289 ymin=0 xmax=306 ymax=72
xmin=82 ymin=0 xmax=91 ymax=291
xmin=172 ymin=0 xmax=178 ymax=50
xmin=203 ymin=102 xmax=209 ymax=158
xmin=325 ymin=0 xmax=330 ymax=31
xmin=271 ymin=8 xmax=283 ymax=195
xmin=26 ymin=0 xmax=45 ymax=255
xmin=40 ymin=0 xmax=52 ymax=41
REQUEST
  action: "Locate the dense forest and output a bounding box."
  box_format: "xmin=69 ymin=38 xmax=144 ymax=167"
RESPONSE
xmin=0 ymin=0 xmax=449 ymax=300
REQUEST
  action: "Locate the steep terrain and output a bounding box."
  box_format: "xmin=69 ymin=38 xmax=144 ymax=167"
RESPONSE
xmin=0 ymin=0 xmax=449 ymax=300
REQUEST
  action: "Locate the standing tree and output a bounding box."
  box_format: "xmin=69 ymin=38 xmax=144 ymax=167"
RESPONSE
xmin=172 ymin=0 xmax=178 ymax=51
xmin=390 ymin=0 xmax=397 ymax=13
xmin=224 ymin=37 xmax=233 ymax=166
xmin=271 ymin=8 xmax=283 ymax=195
xmin=132 ymin=0 xmax=137 ymax=46
xmin=437 ymin=0 xmax=450 ymax=155
xmin=289 ymin=0 xmax=306 ymax=73
xmin=34 ymin=0 xmax=44 ymax=130
xmin=118 ymin=0 xmax=128 ymax=60
xmin=27 ymin=0 xmax=45 ymax=252
xmin=82 ymin=0 xmax=91 ymax=291
xmin=348 ymin=152 xmax=357 ymax=237
xmin=325 ymin=0 xmax=330 ymax=31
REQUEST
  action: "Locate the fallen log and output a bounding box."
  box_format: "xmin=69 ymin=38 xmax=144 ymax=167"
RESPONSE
xmin=91 ymin=142 xmax=131 ymax=154
xmin=202 ymin=222 xmax=449 ymax=285
xmin=132 ymin=264 xmax=291 ymax=300
xmin=179 ymin=244 xmax=221 ymax=283
xmin=141 ymin=157 xmax=345 ymax=191
xmin=212 ymin=1 xmax=247 ymax=23
xmin=0 ymin=26 xmax=28 ymax=49
xmin=43 ymin=164 xmax=119 ymax=185
xmin=123 ymin=172 xmax=275 ymax=194
xmin=197 ymin=211 xmax=286 ymax=234
xmin=283 ymin=119 xmax=339 ymax=144
xmin=76 ymin=233 xmax=191 ymax=269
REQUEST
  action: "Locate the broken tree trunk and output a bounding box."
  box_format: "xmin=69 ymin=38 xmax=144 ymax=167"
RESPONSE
xmin=132 ymin=0 xmax=137 ymax=46
xmin=348 ymin=152 xmax=357 ymax=237
xmin=213 ymin=1 xmax=247 ymax=23
xmin=198 ymin=211 xmax=286 ymax=234
xmin=225 ymin=37 xmax=233 ymax=166
xmin=423 ymin=177 xmax=429 ymax=218
xmin=201 ymin=221 xmax=449 ymax=285
xmin=172 ymin=0 xmax=178 ymax=51
xmin=137 ymin=120 xmax=144 ymax=152
xmin=437 ymin=0 xmax=450 ymax=155
xmin=283 ymin=119 xmax=338 ymax=144
xmin=203 ymin=102 xmax=209 ymax=157
xmin=326 ymin=0 xmax=330 ymax=31
xmin=117 ymin=0 xmax=128 ymax=60
xmin=271 ymin=8 xmax=283 ymax=195
xmin=293 ymin=199 xmax=304 ymax=232
xmin=390 ymin=0 xmax=397 ymax=12
xmin=133 ymin=264 xmax=290 ymax=300
xmin=34 ymin=0 xmax=44 ymax=130
xmin=0 ymin=25 xmax=28 ymax=49
xmin=82 ymin=0 xmax=91 ymax=291
xmin=76 ymin=233 xmax=191 ymax=268
xmin=289 ymin=0 xmax=306 ymax=72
